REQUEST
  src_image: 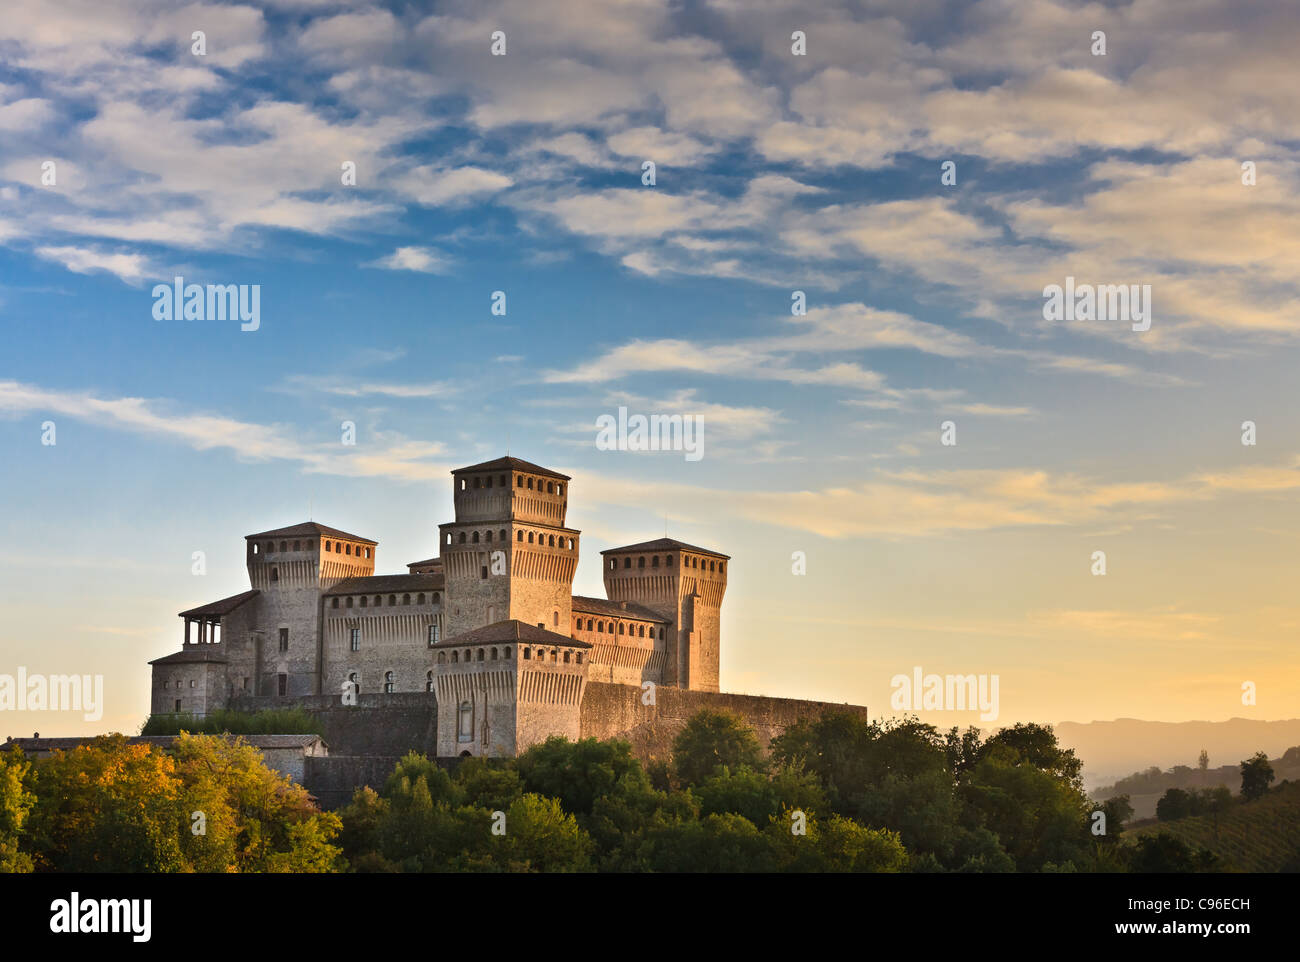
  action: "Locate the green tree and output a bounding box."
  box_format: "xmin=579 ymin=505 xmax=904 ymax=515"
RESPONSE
xmin=1127 ymin=833 xmax=1221 ymax=873
xmin=1240 ymin=752 xmax=1274 ymax=802
xmin=1155 ymin=787 xmax=1193 ymax=822
xmin=672 ymin=710 xmax=764 ymax=785
xmin=517 ymin=737 xmax=642 ymax=814
xmin=498 ymin=794 xmax=593 ymax=872
xmin=1197 ymin=749 xmax=1209 ymax=772
xmin=0 ymin=749 xmax=35 ymax=873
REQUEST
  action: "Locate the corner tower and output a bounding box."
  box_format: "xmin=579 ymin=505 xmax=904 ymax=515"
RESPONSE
xmin=601 ymin=538 xmax=728 ymax=692
xmin=439 ymin=457 xmax=579 ymax=640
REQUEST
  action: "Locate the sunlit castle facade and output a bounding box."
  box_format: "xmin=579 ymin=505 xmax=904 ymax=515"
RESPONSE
xmin=148 ymin=457 xmax=729 ymax=756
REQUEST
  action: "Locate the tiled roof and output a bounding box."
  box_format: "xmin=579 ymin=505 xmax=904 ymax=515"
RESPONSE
xmin=437 ymin=619 xmax=591 ymax=649
xmin=600 ymin=537 xmax=730 ymax=560
xmin=325 ymin=573 xmax=444 ymax=595
xmin=178 ymin=589 xmax=259 ymax=619
xmin=452 ymin=456 xmax=571 ymax=481
xmin=149 ymin=648 xmax=229 ymax=666
xmin=406 ymin=557 xmax=442 ymax=570
xmin=245 ymin=521 xmax=377 ymax=544
xmin=571 ymin=595 xmax=668 ymax=623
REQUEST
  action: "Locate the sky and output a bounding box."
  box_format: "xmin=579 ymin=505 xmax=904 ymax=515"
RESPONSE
xmin=1 ymin=0 xmax=1299 ymax=739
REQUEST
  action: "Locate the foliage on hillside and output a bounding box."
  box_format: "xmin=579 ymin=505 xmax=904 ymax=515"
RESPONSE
xmin=1131 ymin=780 xmax=1300 ymax=872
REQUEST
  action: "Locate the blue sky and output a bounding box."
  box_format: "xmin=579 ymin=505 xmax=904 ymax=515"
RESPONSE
xmin=2 ymin=0 xmax=1300 ymax=739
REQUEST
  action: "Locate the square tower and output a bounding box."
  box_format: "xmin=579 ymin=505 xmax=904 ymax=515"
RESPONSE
xmin=439 ymin=458 xmax=580 ymax=640
xmin=601 ymin=538 xmax=729 ymax=692
xmin=431 ymin=621 xmax=591 ymax=757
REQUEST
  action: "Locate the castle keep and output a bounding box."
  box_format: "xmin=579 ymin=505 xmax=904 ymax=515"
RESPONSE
xmin=149 ymin=456 xmax=734 ymax=757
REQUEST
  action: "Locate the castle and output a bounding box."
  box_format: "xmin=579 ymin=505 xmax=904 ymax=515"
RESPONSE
xmin=149 ymin=456 xmax=733 ymax=757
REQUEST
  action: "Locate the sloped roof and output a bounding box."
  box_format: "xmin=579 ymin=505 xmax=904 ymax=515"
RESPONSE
xmin=436 ymin=619 xmax=591 ymax=649
xmin=406 ymin=557 xmax=442 ymax=570
xmin=600 ymin=537 xmax=730 ymax=560
xmin=178 ymin=589 xmax=259 ymax=619
xmin=571 ymin=595 xmax=668 ymax=623
xmin=245 ymin=521 xmax=376 ymax=544
xmin=149 ymin=647 xmax=228 ymax=666
xmin=325 ymin=573 xmax=444 ymax=595
xmin=452 ymin=456 xmax=570 ymax=481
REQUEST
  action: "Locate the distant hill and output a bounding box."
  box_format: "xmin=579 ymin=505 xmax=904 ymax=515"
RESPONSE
xmin=1128 ymin=781 xmax=1300 ymax=872
xmin=1053 ymin=717 xmax=1300 ymax=789
xmin=1091 ymin=747 xmax=1300 ymax=820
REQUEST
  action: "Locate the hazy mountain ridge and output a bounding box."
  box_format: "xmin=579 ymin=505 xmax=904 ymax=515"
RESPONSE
xmin=1053 ymin=717 xmax=1300 ymax=790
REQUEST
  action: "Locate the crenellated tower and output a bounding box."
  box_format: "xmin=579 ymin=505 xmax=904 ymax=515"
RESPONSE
xmin=601 ymin=538 xmax=728 ymax=692
xmin=438 ymin=457 xmax=580 ymax=641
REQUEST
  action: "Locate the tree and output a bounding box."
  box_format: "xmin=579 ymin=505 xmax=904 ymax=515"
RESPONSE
xmin=1156 ymin=787 xmax=1193 ymax=822
xmin=1127 ymin=833 xmax=1220 ymax=873
xmin=1098 ymin=794 xmax=1134 ymax=840
xmin=1205 ymin=786 xmax=1233 ymax=837
xmin=498 ymin=794 xmax=593 ymax=872
xmin=0 ymin=749 xmax=34 ymax=873
xmin=1197 ymin=749 xmax=1209 ymax=772
xmin=517 ymin=737 xmax=642 ymax=814
xmin=671 ymin=710 xmax=763 ymax=785
xmin=1240 ymin=752 xmax=1274 ymax=802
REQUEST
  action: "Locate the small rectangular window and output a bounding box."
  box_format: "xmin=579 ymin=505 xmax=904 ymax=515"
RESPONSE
xmin=350 ymin=627 xmax=361 ymax=651
xmin=480 ymin=565 xmax=488 ymax=579
xmin=428 ymin=624 xmax=439 ymax=647
xmin=277 ymin=673 xmax=287 ymax=696
xmin=279 ymin=627 xmax=289 ymax=652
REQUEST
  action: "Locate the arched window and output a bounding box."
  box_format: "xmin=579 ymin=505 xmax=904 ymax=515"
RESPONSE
xmin=553 ymin=611 xmax=559 ymax=626
xmin=546 ymin=481 xmax=554 ymax=494
xmin=597 ymin=621 xmax=604 ymax=633
xmin=658 ymin=627 xmax=664 ymax=640
xmin=638 ymin=556 xmax=645 ymax=568
xmin=331 ymin=597 xmax=339 ymax=608
xmin=550 ymin=649 xmax=558 ymax=662
xmin=499 ymin=530 xmax=506 ymax=542
xmin=618 ymin=623 xmax=626 ymax=635
xmin=485 ymin=530 xmax=493 ymax=542
xmin=384 ymin=671 xmax=394 ymax=693
xmin=609 ymin=559 xmax=616 ymax=571
xmin=667 ymin=555 xmax=674 ymax=567
xmin=418 ymin=593 xmax=426 ymax=604
xmin=360 ymin=596 xmax=367 ymax=607
xmin=472 ymin=531 xmax=480 ymax=543
xmin=476 ymin=649 xmax=485 ymax=662
xmin=575 ymin=652 xmax=582 ymax=664
xmin=491 ymin=647 xmax=498 ymax=660
xmin=293 ymin=540 xmax=300 ymax=551
xmin=710 ymin=560 xmax=716 ymax=572
xmin=271 ymin=568 xmax=279 ymax=582
xmin=557 ymin=484 xmax=563 ymax=496
xmin=638 ymin=625 xmax=646 ymax=637
xmin=374 ymin=595 xmax=381 ymax=606
xmin=452 ymin=651 xmax=459 ymax=663
xmin=504 ymin=647 xmax=511 ymax=658
xmin=433 ymin=592 xmax=440 ymax=603
xmin=652 ymin=556 xmax=659 ymax=568
xmin=528 ymin=532 xmax=534 ymax=543
xmin=548 ymin=535 xmax=555 ymax=547
xmin=403 ymin=593 xmax=411 ymax=605
xmin=458 ymin=532 xmax=466 ymax=544
xmin=563 ymin=651 xmax=570 ymax=663
xmin=623 ymin=557 xmax=631 ymax=569
xmin=458 ymin=701 xmax=473 ymax=740
xmin=389 ymin=595 xmax=397 ymax=606
xmin=586 ymin=619 xmax=593 ymax=630
xmin=517 ymin=531 xmax=524 ymax=541
xmin=280 ymin=541 xmax=287 ymax=552
xmin=346 ymin=597 xmax=353 ymax=608
xmin=524 ymin=648 xmax=531 ymax=660
xmin=252 ymin=543 xmax=260 ymax=556
xmin=426 ymin=671 xmax=434 ymax=692
xmin=527 ymin=478 xmax=534 ymax=490
xmin=517 ymin=475 xmax=524 ymax=487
